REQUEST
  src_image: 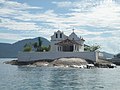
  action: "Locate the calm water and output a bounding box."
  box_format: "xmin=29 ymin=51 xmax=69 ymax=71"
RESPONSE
xmin=0 ymin=58 xmax=120 ymax=90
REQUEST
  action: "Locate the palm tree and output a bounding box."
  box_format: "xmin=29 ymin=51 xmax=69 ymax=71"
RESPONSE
xmin=38 ymin=37 xmax=42 ymax=47
xmin=37 ymin=37 xmax=42 ymax=51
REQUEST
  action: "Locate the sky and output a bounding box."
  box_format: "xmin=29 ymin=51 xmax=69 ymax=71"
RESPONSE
xmin=0 ymin=0 xmax=120 ymax=54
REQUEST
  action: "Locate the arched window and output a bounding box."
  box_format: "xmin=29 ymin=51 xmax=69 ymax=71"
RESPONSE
xmin=60 ymin=33 xmax=62 ymax=38
xmin=56 ymin=33 xmax=58 ymax=38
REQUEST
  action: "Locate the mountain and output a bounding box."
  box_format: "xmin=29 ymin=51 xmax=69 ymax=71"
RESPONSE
xmin=100 ymin=52 xmax=114 ymax=59
xmin=0 ymin=37 xmax=50 ymax=58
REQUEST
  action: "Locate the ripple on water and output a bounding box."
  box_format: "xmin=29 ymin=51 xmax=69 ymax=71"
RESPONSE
xmin=0 ymin=59 xmax=120 ymax=90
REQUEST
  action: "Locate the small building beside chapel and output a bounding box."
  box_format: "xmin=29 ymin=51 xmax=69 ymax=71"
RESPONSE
xmin=50 ymin=30 xmax=85 ymax=52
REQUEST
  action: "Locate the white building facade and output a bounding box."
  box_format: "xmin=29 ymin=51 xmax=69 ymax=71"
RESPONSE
xmin=50 ymin=30 xmax=85 ymax=52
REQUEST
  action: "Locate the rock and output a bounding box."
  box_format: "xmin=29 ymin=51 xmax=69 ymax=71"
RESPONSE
xmin=4 ymin=58 xmax=117 ymax=68
xmin=33 ymin=61 xmax=49 ymax=67
xmin=4 ymin=60 xmax=19 ymax=65
xmin=94 ymin=59 xmax=116 ymax=68
xmin=87 ymin=64 xmax=95 ymax=69
xmin=70 ymin=65 xmax=86 ymax=68
xmin=50 ymin=58 xmax=88 ymax=67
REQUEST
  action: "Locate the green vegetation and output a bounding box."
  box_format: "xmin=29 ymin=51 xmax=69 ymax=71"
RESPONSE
xmin=33 ymin=37 xmax=42 ymax=52
xmin=23 ymin=37 xmax=50 ymax=52
xmin=23 ymin=43 xmax=32 ymax=52
xmin=41 ymin=45 xmax=50 ymax=52
xmin=84 ymin=44 xmax=100 ymax=51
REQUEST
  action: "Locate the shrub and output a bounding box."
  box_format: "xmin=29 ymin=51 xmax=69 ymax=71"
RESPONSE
xmin=23 ymin=46 xmax=32 ymax=52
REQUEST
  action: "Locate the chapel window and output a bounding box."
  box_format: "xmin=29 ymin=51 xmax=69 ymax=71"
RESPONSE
xmin=60 ymin=33 xmax=62 ymax=38
xmin=56 ymin=33 xmax=58 ymax=38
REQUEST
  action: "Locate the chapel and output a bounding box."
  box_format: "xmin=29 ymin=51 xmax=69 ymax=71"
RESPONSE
xmin=50 ymin=30 xmax=85 ymax=52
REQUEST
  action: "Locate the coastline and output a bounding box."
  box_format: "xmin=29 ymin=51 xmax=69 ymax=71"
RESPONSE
xmin=4 ymin=58 xmax=117 ymax=68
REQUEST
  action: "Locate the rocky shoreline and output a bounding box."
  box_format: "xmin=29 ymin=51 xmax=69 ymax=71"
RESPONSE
xmin=4 ymin=58 xmax=117 ymax=68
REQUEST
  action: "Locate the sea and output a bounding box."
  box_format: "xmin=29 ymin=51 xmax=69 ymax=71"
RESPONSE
xmin=0 ymin=58 xmax=120 ymax=90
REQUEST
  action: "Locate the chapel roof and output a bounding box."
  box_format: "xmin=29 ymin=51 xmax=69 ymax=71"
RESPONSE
xmin=69 ymin=32 xmax=80 ymax=40
xmin=55 ymin=38 xmax=81 ymax=46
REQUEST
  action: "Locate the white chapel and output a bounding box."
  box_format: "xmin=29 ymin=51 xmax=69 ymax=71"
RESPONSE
xmin=50 ymin=30 xmax=85 ymax=52
xmin=18 ymin=29 xmax=99 ymax=62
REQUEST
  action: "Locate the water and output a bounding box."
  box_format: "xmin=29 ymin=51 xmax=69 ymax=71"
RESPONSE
xmin=0 ymin=58 xmax=120 ymax=90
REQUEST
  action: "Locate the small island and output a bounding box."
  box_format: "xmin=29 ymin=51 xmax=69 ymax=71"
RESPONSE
xmin=5 ymin=30 xmax=117 ymax=68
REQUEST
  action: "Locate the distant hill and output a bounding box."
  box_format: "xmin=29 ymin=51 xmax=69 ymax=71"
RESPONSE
xmin=0 ymin=37 xmax=50 ymax=58
xmin=100 ymin=52 xmax=114 ymax=59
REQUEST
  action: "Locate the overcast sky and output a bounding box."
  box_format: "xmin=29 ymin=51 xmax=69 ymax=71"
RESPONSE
xmin=0 ymin=0 xmax=120 ymax=54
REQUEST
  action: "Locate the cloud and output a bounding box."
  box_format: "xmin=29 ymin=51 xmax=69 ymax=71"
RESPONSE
xmin=0 ymin=0 xmax=42 ymax=19
xmin=1 ymin=0 xmax=120 ymax=31
xmin=0 ymin=0 xmax=44 ymax=30
xmin=52 ymin=1 xmax=73 ymax=8
xmin=52 ymin=0 xmax=100 ymax=12
xmin=2 ymin=0 xmax=119 ymax=31
xmin=85 ymin=36 xmax=120 ymax=54
xmin=0 ymin=18 xmax=39 ymax=30
xmin=53 ymin=0 xmax=120 ymax=29
xmin=0 ymin=32 xmax=25 ymax=41
xmin=0 ymin=0 xmax=42 ymax=10
xmin=0 ymin=0 xmax=120 ymax=54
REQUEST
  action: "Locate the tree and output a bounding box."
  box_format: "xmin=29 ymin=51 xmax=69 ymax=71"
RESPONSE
xmin=33 ymin=37 xmax=43 ymax=52
xmin=23 ymin=37 xmax=50 ymax=52
xmin=41 ymin=46 xmax=50 ymax=51
xmin=84 ymin=45 xmax=91 ymax=51
xmin=37 ymin=37 xmax=42 ymax=51
xmin=38 ymin=37 xmax=42 ymax=47
xmin=90 ymin=45 xmax=100 ymax=51
xmin=23 ymin=46 xmax=32 ymax=52
xmin=84 ymin=44 xmax=100 ymax=52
